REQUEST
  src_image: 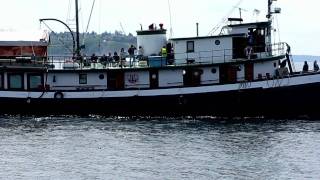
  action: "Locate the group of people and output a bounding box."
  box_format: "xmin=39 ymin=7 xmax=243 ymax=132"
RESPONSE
xmin=84 ymin=45 xmax=145 ymax=67
xmin=303 ymin=60 xmax=319 ymax=73
xmin=82 ymin=42 xmax=174 ymax=67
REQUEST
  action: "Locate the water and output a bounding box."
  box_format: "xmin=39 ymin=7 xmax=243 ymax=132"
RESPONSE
xmin=1 ymin=116 xmax=320 ymax=180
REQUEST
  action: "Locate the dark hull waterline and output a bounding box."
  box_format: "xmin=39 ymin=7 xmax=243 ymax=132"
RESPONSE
xmin=0 ymin=82 xmax=319 ymax=118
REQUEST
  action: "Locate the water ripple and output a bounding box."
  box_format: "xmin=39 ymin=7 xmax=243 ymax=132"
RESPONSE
xmin=0 ymin=116 xmax=320 ymax=179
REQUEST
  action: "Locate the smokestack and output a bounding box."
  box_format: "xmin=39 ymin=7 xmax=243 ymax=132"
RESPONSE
xmin=196 ymin=23 xmax=199 ymax=37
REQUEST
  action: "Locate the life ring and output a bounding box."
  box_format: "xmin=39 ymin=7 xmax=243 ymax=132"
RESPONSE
xmin=54 ymin=91 xmax=64 ymax=99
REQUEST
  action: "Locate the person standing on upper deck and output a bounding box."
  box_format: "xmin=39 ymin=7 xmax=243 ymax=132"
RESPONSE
xmin=128 ymin=45 xmax=136 ymax=66
xmin=137 ymin=46 xmax=144 ymax=60
xmin=313 ymin=60 xmax=319 ymax=72
xmin=120 ymin=48 xmax=127 ymax=67
xmin=303 ymin=61 xmax=309 ymax=73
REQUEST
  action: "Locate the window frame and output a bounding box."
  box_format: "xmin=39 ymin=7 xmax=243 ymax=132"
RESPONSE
xmin=186 ymin=41 xmax=195 ymax=53
xmin=0 ymin=73 xmax=3 ymax=90
xmin=79 ymin=73 xmax=88 ymax=84
xmin=27 ymin=73 xmax=43 ymax=90
xmin=7 ymin=73 xmax=24 ymax=90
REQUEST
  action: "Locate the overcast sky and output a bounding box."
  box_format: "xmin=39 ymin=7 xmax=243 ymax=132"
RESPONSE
xmin=0 ymin=0 xmax=319 ymax=55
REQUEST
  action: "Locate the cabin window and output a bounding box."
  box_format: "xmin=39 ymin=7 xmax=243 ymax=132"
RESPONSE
xmin=211 ymin=68 xmax=217 ymax=74
xmin=215 ymin=40 xmax=220 ymax=46
xmin=8 ymin=74 xmax=23 ymax=90
xmin=28 ymin=74 xmax=43 ymax=90
xmin=186 ymin=41 xmax=194 ymax=53
xmin=0 ymin=74 xmax=3 ymax=89
xmin=79 ymin=74 xmax=87 ymax=84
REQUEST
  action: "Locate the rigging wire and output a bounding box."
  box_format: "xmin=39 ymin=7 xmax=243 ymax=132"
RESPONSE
xmin=85 ymin=0 xmax=96 ymax=34
xmin=275 ymin=15 xmax=281 ymax=43
xmin=98 ymin=0 xmax=102 ymax=54
xmin=82 ymin=0 xmax=96 ymax=46
xmin=208 ymin=0 xmax=245 ymax=36
xmin=41 ymin=21 xmax=74 ymax=54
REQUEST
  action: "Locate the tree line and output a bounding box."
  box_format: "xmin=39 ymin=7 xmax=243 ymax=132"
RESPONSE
xmin=48 ymin=31 xmax=137 ymax=56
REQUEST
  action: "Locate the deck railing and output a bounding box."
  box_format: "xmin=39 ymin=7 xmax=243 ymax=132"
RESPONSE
xmin=0 ymin=42 xmax=287 ymax=70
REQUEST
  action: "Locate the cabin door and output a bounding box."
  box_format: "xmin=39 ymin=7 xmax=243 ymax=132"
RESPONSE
xmin=232 ymin=37 xmax=247 ymax=59
xmin=107 ymin=71 xmax=124 ymax=90
xmin=149 ymin=69 xmax=159 ymax=89
xmin=183 ymin=68 xmax=202 ymax=87
xmin=219 ymin=65 xmax=237 ymax=84
xmin=245 ymin=63 xmax=254 ymax=81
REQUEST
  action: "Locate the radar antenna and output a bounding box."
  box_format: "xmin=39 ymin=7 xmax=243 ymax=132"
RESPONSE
xmin=267 ymin=0 xmax=281 ymax=21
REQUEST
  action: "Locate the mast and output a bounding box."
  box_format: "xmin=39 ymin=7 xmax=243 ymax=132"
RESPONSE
xmin=266 ymin=0 xmax=272 ymax=20
xmin=75 ymin=0 xmax=81 ymax=58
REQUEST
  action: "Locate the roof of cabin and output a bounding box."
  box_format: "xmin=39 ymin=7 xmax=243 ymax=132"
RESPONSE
xmin=0 ymin=41 xmax=48 ymax=47
xmin=170 ymin=33 xmax=245 ymax=41
xmin=227 ymin=21 xmax=271 ymax=28
xmin=137 ymin=29 xmax=167 ymax=35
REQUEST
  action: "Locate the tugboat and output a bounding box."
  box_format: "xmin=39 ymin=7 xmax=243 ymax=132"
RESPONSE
xmin=0 ymin=0 xmax=318 ymax=117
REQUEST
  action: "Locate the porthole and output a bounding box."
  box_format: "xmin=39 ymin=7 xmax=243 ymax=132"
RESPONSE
xmin=151 ymin=74 xmax=157 ymax=79
xmin=215 ymin=40 xmax=220 ymax=46
xmin=99 ymin=74 xmax=105 ymax=79
xmin=211 ymin=68 xmax=217 ymax=74
xmin=183 ymin=70 xmax=186 ymax=75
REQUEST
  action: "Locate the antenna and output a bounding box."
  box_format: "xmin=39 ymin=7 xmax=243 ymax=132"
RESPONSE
xmin=235 ymin=7 xmax=248 ymax=20
xmin=167 ymin=0 xmax=173 ymax=38
xmin=267 ymin=0 xmax=281 ymax=21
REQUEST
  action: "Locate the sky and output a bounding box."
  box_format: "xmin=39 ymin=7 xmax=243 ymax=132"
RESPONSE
xmin=0 ymin=0 xmax=319 ymax=56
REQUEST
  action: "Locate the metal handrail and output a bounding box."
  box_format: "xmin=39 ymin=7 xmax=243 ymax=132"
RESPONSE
xmin=0 ymin=42 xmax=287 ymax=70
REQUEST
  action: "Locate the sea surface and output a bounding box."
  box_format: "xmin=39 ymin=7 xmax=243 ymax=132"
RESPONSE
xmin=0 ymin=116 xmax=320 ymax=180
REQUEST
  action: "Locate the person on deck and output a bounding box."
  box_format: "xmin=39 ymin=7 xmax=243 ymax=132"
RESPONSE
xmin=113 ymin=52 xmax=120 ymax=65
xmin=303 ymin=61 xmax=309 ymax=73
xmin=90 ymin=53 xmax=98 ymax=63
xmin=314 ymin=60 xmax=319 ymax=72
xmin=137 ymin=46 xmax=144 ymax=60
xmin=161 ymin=46 xmax=167 ymax=57
xmin=120 ymin=48 xmax=127 ymax=67
xmin=128 ymin=45 xmax=136 ymax=66
xmin=100 ymin=54 xmax=107 ymax=67
xmin=107 ymin=52 xmax=113 ymax=67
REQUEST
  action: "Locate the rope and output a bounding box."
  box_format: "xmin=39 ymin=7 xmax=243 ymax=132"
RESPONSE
xmin=208 ymin=0 xmax=245 ymax=35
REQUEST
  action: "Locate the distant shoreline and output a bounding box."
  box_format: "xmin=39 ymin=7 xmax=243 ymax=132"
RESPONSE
xmin=293 ymin=55 xmax=320 ymax=62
